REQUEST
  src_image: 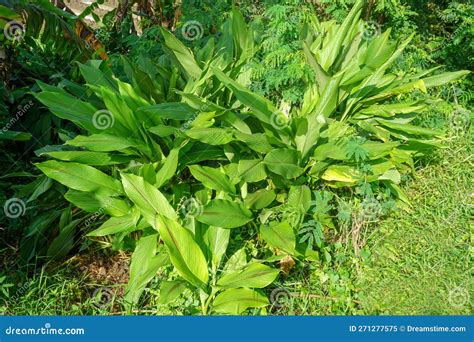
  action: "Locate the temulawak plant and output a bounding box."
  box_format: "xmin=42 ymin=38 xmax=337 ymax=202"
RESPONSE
xmin=31 ymin=2 xmax=469 ymax=314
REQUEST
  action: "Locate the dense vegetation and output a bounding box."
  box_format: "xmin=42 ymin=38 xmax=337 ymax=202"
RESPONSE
xmin=0 ymin=0 xmax=472 ymax=315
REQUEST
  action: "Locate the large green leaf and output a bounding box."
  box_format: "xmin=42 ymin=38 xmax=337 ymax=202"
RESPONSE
xmin=155 ymin=148 xmax=179 ymax=188
xmin=234 ymin=132 xmax=274 ymax=153
xmin=64 ymin=190 xmax=130 ymax=217
xmin=155 ymin=215 xmax=209 ymax=286
xmin=222 ymin=248 xmax=248 ymax=275
xmin=363 ymin=141 xmax=400 ymax=159
xmin=212 ymin=288 xmax=269 ymax=314
xmin=45 ymin=151 xmax=133 ymax=166
xmin=197 ymin=199 xmax=252 ymax=228
xmin=230 ymin=7 xmax=254 ymax=61
xmin=237 ymin=159 xmax=267 ymax=183
xmin=159 ymin=280 xmax=187 ymax=304
xmin=288 ymin=185 xmax=311 ymax=212
xmin=321 ymin=165 xmax=361 ymax=184
xmin=78 ymin=62 xmax=118 ymax=92
xmin=34 ymin=91 xmax=99 ymax=133
xmin=260 ymin=221 xmax=296 ymax=255
xmin=189 ymin=165 xmax=236 ymax=194
xmin=244 ymin=189 xmax=276 ymax=210
xmin=212 ymin=67 xmax=277 ymax=125
xmin=203 ymin=226 xmax=230 ymax=269
xmin=313 ymin=141 xmax=347 ymax=161
xmin=185 ymin=128 xmax=234 ymax=145
xmin=295 ymin=117 xmax=322 ymax=160
xmin=121 ymin=173 xmax=176 ymax=225
xmin=125 ymin=233 xmax=169 ymax=304
xmin=160 ymin=28 xmax=202 ymax=79
xmin=304 ymin=42 xmax=329 ymax=90
xmin=36 ymin=160 xmax=122 ymax=197
xmin=319 ymin=0 xmax=362 ymax=70
xmin=217 ymin=262 xmax=279 ymax=289
xmin=139 ymin=103 xmax=197 ymax=121
xmin=422 ymin=70 xmax=469 ymax=88
xmin=264 ymin=149 xmax=303 ymax=179
xmin=47 ymin=219 xmax=80 ymax=259
xmin=0 ymin=131 xmax=32 ymax=141
xmin=376 ymin=119 xmax=443 ymax=136
xmin=66 ymin=134 xmax=137 ymax=152
xmin=87 ymin=211 xmax=140 ymax=237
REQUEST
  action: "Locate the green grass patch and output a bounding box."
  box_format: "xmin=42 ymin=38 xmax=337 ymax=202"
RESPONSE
xmin=359 ymin=132 xmax=473 ymax=314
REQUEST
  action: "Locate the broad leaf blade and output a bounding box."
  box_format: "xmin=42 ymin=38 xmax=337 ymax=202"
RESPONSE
xmin=36 ymin=160 xmax=122 ymax=197
xmin=197 ymin=199 xmax=252 ymax=229
xmin=217 ymin=263 xmax=279 ymax=289
xmin=155 ymin=215 xmax=209 ymax=286
xmin=212 ymin=288 xmax=269 ymax=314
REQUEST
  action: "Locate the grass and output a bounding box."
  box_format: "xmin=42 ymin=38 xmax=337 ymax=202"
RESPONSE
xmin=358 ymin=130 xmax=473 ymax=315
xmin=1 ymin=108 xmax=472 ymax=316
xmin=0 ymin=263 xmax=93 ymax=315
